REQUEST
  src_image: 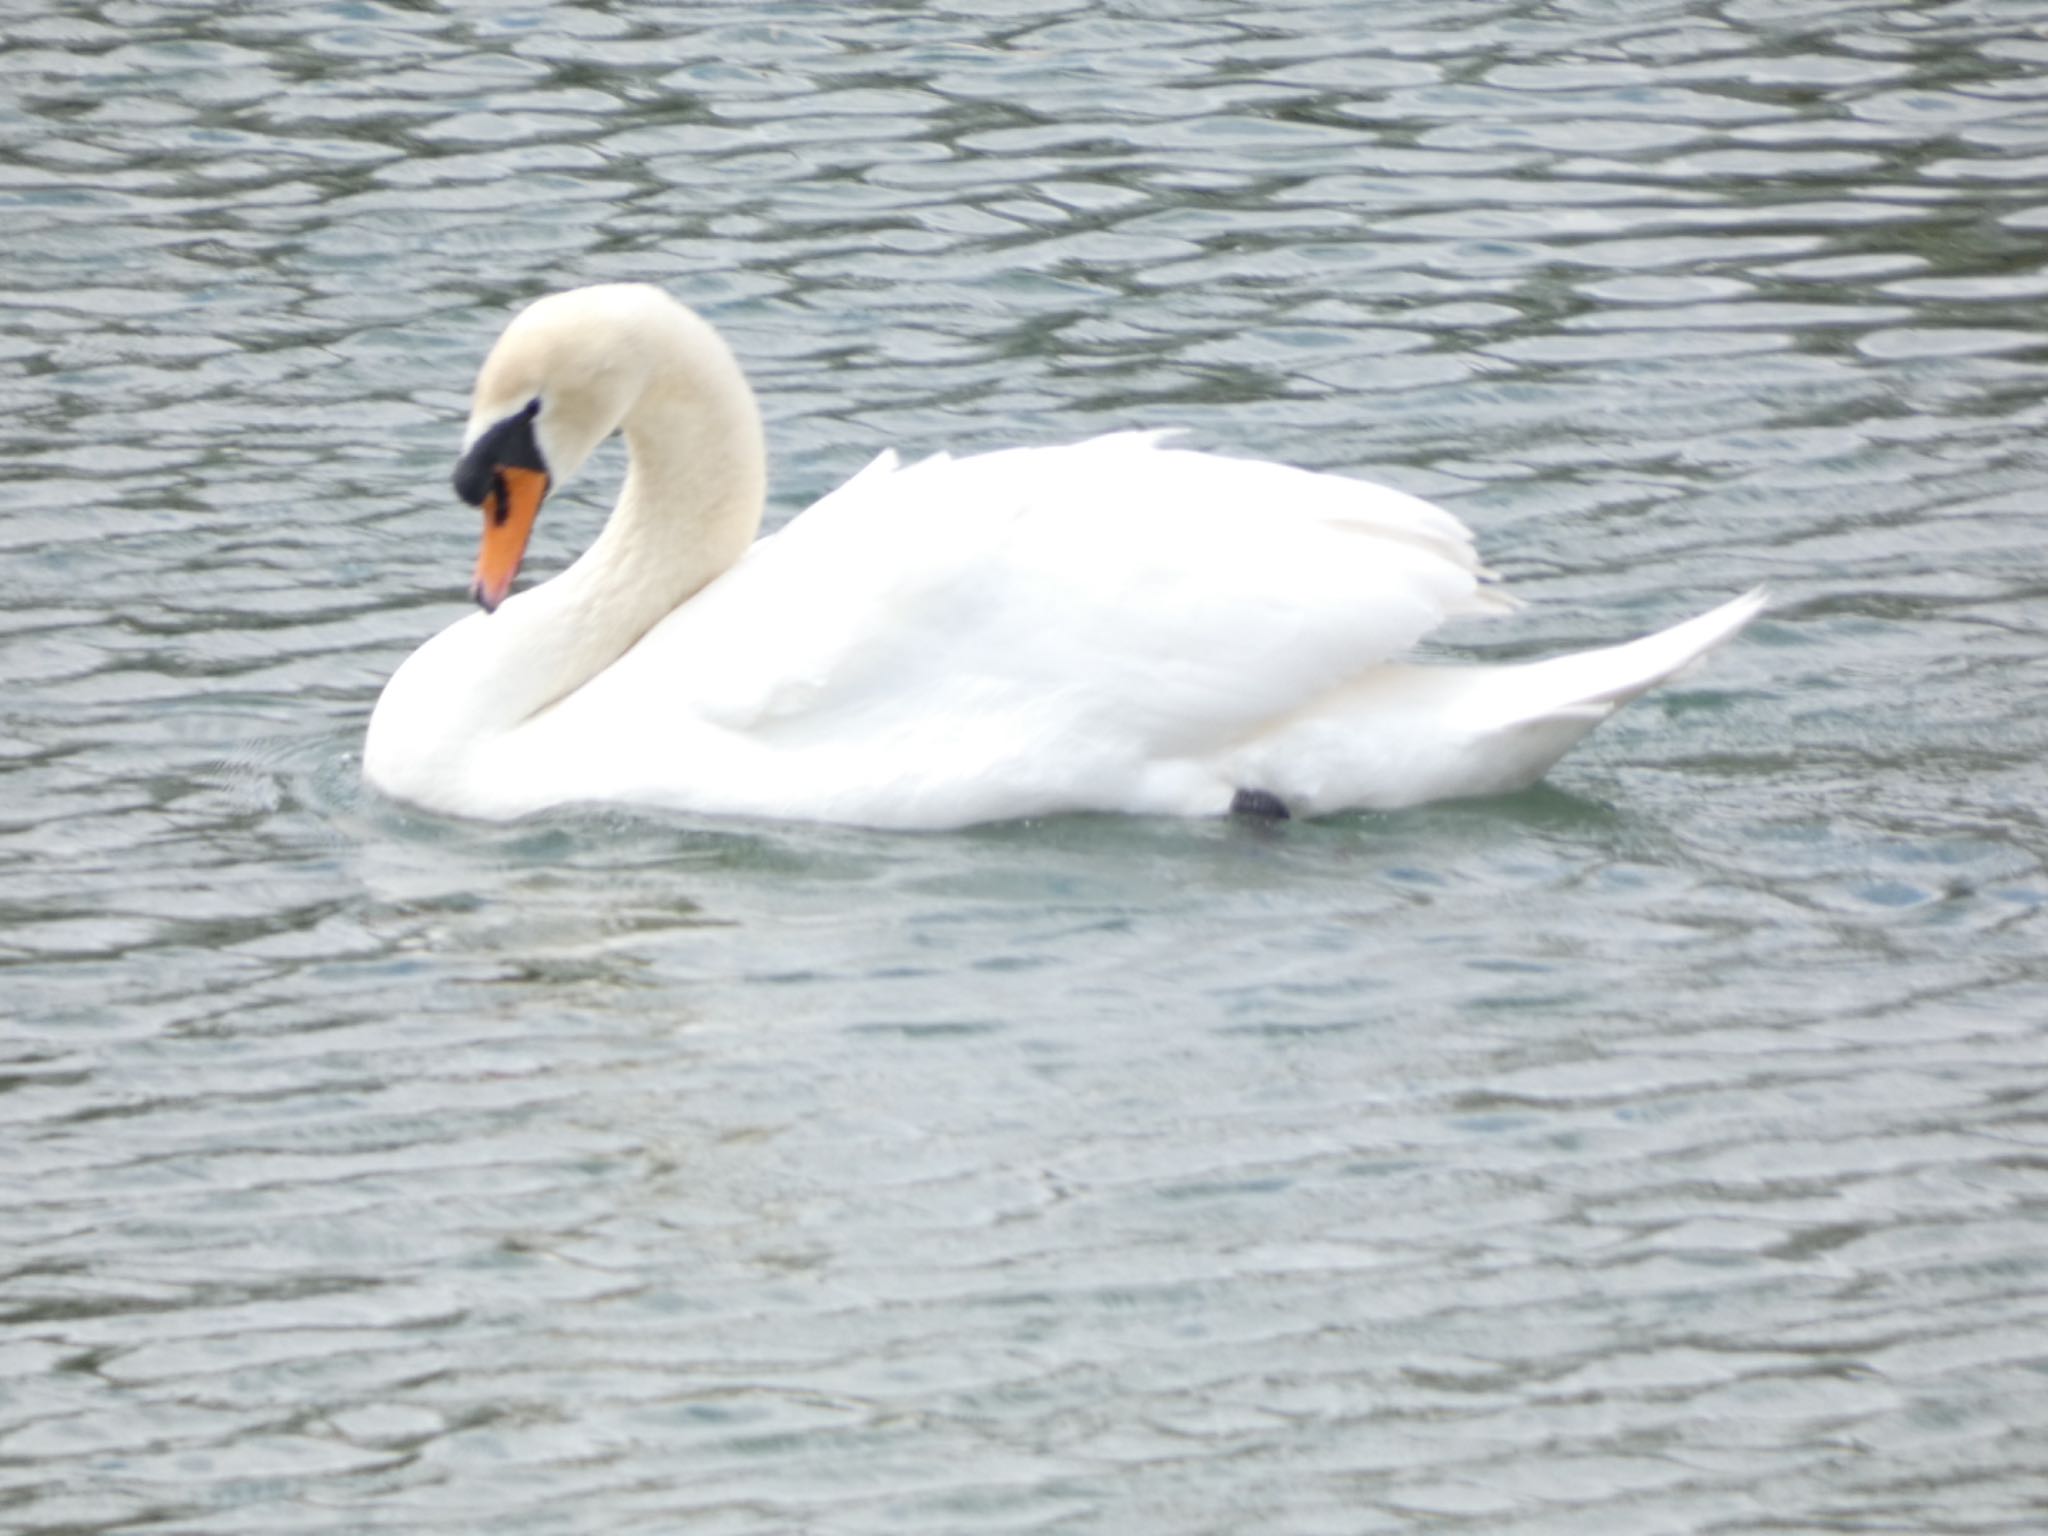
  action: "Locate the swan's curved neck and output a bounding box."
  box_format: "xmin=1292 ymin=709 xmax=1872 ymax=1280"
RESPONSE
xmin=493 ymin=305 xmax=767 ymax=723
xmin=568 ymin=348 xmax=764 ymax=643
xmin=366 ymin=298 xmax=767 ymax=803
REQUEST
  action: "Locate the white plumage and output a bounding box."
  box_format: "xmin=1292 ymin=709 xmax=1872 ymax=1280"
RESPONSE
xmin=364 ymin=284 xmax=1761 ymax=829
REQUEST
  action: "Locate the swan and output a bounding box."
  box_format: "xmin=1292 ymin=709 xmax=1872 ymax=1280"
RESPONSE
xmin=363 ymin=283 xmax=1763 ymax=829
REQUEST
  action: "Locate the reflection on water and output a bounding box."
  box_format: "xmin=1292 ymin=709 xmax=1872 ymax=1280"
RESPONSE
xmin=4 ymin=3 xmax=2047 ymax=1533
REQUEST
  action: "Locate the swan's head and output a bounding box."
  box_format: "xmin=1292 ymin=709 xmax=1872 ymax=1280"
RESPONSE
xmin=453 ymin=285 xmax=673 ymax=612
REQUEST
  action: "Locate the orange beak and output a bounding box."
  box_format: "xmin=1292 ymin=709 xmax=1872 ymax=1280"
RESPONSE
xmin=470 ymin=465 xmax=550 ymax=613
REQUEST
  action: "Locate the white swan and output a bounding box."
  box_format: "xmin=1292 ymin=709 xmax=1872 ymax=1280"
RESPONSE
xmin=364 ymin=283 xmax=1762 ymax=829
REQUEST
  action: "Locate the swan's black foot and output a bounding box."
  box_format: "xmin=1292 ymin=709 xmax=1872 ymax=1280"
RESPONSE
xmin=1229 ymin=788 xmax=1290 ymax=820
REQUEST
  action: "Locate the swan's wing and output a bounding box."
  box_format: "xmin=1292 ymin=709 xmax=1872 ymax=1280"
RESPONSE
xmin=630 ymin=432 xmax=1509 ymax=759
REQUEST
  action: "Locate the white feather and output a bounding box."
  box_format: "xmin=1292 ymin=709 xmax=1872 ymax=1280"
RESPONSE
xmin=364 ymin=286 xmax=1762 ymax=829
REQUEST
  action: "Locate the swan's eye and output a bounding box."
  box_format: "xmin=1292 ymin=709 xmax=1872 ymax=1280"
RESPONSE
xmin=454 ymin=399 xmax=549 ymax=507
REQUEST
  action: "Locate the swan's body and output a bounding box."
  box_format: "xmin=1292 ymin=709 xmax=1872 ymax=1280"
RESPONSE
xmin=365 ymin=284 xmax=1761 ymax=829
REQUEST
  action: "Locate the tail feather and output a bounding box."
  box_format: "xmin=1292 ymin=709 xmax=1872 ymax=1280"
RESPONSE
xmin=1478 ymin=587 xmax=1767 ymax=728
xmin=1229 ymin=589 xmax=1766 ymax=814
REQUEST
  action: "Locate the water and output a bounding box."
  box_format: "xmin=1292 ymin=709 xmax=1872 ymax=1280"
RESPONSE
xmin=5 ymin=1 xmax=2048 ymax=1530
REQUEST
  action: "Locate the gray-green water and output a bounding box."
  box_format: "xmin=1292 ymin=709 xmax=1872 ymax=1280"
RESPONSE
xmin=5 ymin=2 xmax=2048 ymax=1531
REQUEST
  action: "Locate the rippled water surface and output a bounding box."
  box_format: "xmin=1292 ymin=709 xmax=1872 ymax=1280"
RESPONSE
xmin=6 ymin=2 xmax=2048 ymax=1531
